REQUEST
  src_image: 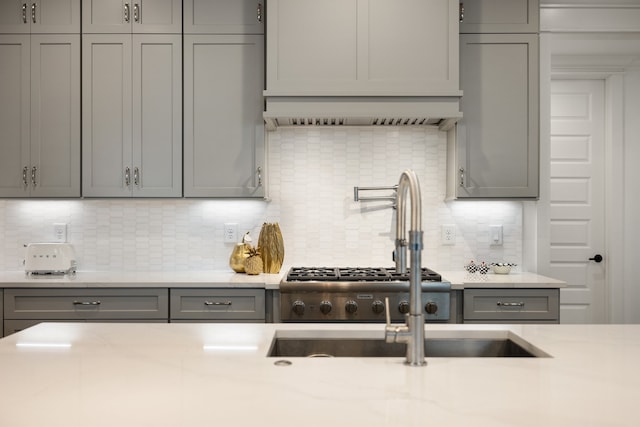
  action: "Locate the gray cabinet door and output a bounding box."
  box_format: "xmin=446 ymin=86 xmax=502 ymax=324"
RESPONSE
xmin=0 ymin=34 xmax=80 ymax=198
xmin=170 ymin=288 xmax=266 ymax=321
xmin=459 ymin=0 xmax=539 ymax=34
xmin=266 ymin=0 xmax=460 ymax=96
xmin=463 ymin=288 xmax=559 ymax=322
xmin=132 ymin=34 xmax=182 ymax=197
xmin=183 ymin=0 xmax=264 ymax=34
xmin=183 ymin=34 xmax=265 ymax=198
xmin=82 ymin=0 xmax=181 ymax=34
xmin=0 ymin=35 xmax=30 ymax=197
xmin=82 ymin=34 xmax=181 ymax=197
xmin=0 ymin=0 xmax=80 ymax=34
xmin=82 ymin=34 xmax=133 ymax=196
xmin=453 ymin=33 xmax=539 ymax=198
xmin=30 ymin=35 xmax=80 ymax=197
xmin=4 ymin=288 xmax=169 ymax=320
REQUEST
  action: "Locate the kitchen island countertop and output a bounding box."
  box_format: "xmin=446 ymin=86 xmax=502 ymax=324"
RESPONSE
xmin=0 ymin=322 xmax=636 ymax=426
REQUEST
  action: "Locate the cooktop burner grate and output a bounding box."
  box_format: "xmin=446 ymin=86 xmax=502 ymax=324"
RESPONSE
xmin=285 ymin=267 xmax=441 ymax=282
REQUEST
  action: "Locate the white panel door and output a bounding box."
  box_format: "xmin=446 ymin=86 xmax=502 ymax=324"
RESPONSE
xmin=549 ymin=79 xmax=606 ymax=323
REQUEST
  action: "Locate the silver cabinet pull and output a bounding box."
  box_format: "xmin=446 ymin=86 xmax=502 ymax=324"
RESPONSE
xmin=133 ymin=167 xmax=140 ymax=186
xmin=257 ymin=167 xmax=263 ymax=186
xmin=124 ymin=3 xmax=130 ymax=23
xmin=22 ymin=166 xmax=29 ymax=187
xmin=73 ymin=300 xmax=101 ymax=306
xmin=22 ymin=3 xmax=27 ymax=23
xmin=497 ymin=301 xmax=525 ymax=307
xmin=204 ymin=301 xmax=232 ymax=306
xmin=133 ymin=3 xmax=139 ymax=22
xmin=257 ymin=2 xmax=263 ymax=23
xmin=31 ymin=2 xmax=36 ymax=23
xmin=31 ymin=166 xmax=37 ymax=187
xmin=459 ymin=3 xmax=464 ymax=23
xmin=125 ymin=167 xmax=131 ymax=187
xmin=459 ymin=168 xmax=465 ymax=187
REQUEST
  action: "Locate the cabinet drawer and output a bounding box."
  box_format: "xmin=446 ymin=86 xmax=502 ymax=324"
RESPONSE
xmin=170 ymin=289 xmax=265 ymax=320
xmin=4 ymin=288 xmax=169 ymax=320
xmin=463 ymin=289 xmax=559 ymax=321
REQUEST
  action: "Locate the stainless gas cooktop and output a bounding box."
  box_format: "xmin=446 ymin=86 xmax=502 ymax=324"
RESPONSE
xmin=279 ymin=266 xmax=450 ymax=322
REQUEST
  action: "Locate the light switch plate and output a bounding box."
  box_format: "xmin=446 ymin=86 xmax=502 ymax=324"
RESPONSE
xmin=441 ymin=225 xmax=456 ymax=245
xmin=53 ymin=223 xmax=67 ymax=243
xmin=490 ymin=225 xmax=503 ymax=246
xmin=224 ymin=223 xmax=238 ymax=243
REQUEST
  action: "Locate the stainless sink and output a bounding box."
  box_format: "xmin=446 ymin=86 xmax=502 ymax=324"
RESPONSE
xmin=268 ymin=331 xmax=549 ymax=358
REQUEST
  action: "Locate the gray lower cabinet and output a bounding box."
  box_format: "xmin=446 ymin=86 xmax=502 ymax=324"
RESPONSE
xmin=170 ymin=289 xmax=265 ymax=322
xmin=3 ymin=288 xmax=169 ymax=336
xmin=463 ymin=288 xmax=560 ymax=323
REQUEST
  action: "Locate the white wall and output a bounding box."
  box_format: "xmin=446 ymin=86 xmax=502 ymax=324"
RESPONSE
xmin=624 ymin=65 xmax=640 ymax=322
xmin=0 ymin=127 xmax=523 ymax=273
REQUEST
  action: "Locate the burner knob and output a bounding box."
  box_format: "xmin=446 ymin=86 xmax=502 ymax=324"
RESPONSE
xmin=425 ymin=302 xmax=438 ymax=315
xmin=371 ymin=300 xmax=385 ymax=314
xmin=319 ymin=300 xmax=332 ymax=315
xmin=292 ymin=300 xmax=305 ymax=316
xmin=345 ymin=300 xmax=358 ymax=314
xmin=398 ymin=300 xmax=410 ymax=314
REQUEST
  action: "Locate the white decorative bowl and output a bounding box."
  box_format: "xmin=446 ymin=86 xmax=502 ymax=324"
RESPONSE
xmin=490 ymin=263 xmax=516 ymax=274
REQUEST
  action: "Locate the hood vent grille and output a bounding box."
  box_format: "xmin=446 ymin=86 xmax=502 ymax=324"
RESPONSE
xmin=264 ymin=97 xmax=462 ymax=131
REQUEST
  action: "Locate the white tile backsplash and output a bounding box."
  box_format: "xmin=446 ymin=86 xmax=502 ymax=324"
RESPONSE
xmin=0 ymin=127 xmax=522 ymax=272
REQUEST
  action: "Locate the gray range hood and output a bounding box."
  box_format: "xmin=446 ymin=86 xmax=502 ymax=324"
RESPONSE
xmin=263 ymin=96 xmax=462 ymax=132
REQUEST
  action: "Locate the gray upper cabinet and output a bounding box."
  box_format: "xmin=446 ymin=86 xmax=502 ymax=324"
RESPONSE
xmin=450 ymin=33 xmax=539 ymax=199
xmin=183 ymin=34 xmax=265 ymax=198
xmin=265 ymin=0 xmax=460 ymax=96
xmin=82 ymin=0 xmax=181 ymax=33
xmin=82 ymin=34 xmax=182 ymax=197
xmin=183 ymin=1 xmax=265 ymax=198
xmin=0 ymin=34 xmax=80 ymax=198
xmin=183 ymin=0 xmax=264 ymax=34
xmin=0 ymin=0 xmax=80 ymax=34
xmin=448 ymin=0 xmax=539 ymax=199
xmin=459 ymin=0 xmax=539 ymax=34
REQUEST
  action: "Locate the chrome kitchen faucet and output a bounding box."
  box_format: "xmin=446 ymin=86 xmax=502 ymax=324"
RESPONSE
xmin=385 ymin=169 xmax=426 ymax=366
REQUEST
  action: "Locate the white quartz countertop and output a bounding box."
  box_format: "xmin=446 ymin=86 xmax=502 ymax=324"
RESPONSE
xmin=0 ymin=270 xmax=285 ymax=289
xmin=0 ymin=269 xmax=564 ymax=289
xmin=0 ymin=322 xmax=636 ymax=427
xmin=439 ymin=271 xmax=567 ymax=289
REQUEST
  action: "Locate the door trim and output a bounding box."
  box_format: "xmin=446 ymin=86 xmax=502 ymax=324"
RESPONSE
xmin=535 ymin=34 xmax=626 ymax=322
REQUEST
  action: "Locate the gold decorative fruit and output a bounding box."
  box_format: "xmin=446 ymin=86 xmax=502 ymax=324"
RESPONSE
xmin=243 ymin=246 xmax=263 ymax=275
xmin=229 ymin=232 xmax=252 ymax=273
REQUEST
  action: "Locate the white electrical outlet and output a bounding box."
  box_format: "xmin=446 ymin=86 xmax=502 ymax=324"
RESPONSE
xmin=441 ymin=224 xmax=456 ymax=245
xmin=53 ymin=223 xmax=67 ymax=243
xmin=490 ymin=225 xmax=503 ymax=245
xmin=223 ymin=223 xmax=238 ymax=243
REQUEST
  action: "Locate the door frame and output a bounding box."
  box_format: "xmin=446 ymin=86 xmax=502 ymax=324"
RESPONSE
xmin=533 ymin=34 xmax=626 ymax=323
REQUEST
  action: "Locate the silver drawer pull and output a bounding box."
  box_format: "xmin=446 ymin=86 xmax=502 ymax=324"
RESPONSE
xmin=73 ymin=300 xmax=101 ymax=306
xmin=204 ymin=301 xmax=232 ymax=306
xmin=497 ymin=301 xmax=525 ymax=307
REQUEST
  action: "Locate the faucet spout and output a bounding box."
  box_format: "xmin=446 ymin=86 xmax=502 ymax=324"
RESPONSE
xmin=387 ymin=169 xmax=425 ymax=366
